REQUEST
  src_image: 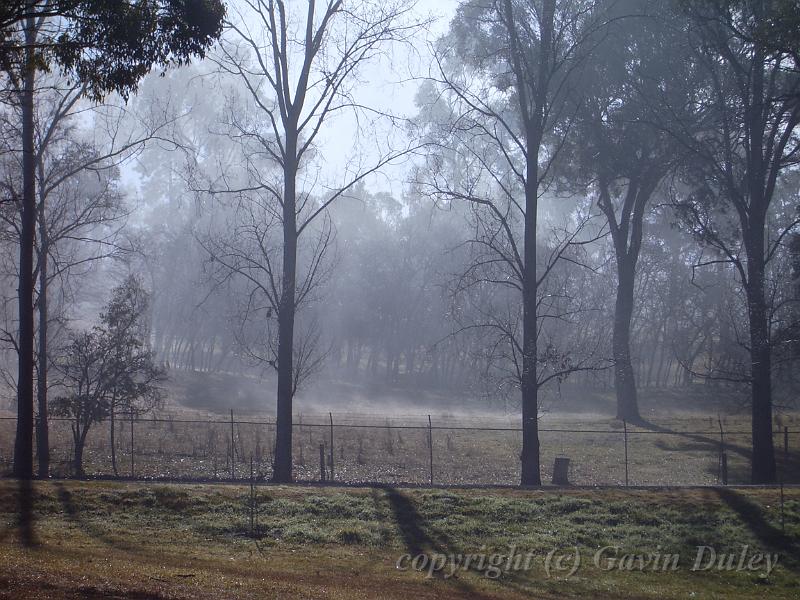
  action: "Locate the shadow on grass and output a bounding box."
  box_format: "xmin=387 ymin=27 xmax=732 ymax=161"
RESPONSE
xmin=0 ymin=478 xmax=38 ymax=547
xmin=638 ymin=420 xmax=752 ymax=459
xmin=639 ymin=419 xmax=800 ymax=484
xmin=18 ymin=477 xmax=36 ymax=547
xmin=711 ymin=487 xmax=800 ymax=570
xmin=55 ymin=482 xmax=141 ymax=555
xmin=384 ymin=486 xmax=453 ymax=556
xmin=381 ymin=487 xmax=498 ymax=599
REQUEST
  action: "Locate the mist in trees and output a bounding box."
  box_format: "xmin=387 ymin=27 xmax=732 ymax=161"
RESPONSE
xmin=0 ymin=0 xmax=798 ymax=486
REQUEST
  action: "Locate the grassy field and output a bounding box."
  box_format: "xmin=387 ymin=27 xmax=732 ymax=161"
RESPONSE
xmin=0 ymin=480 xmax=799 ymax=598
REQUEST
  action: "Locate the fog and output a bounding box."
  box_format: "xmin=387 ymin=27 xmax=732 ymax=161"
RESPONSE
xmin=2 ymin=0 xmax=798 ymax=489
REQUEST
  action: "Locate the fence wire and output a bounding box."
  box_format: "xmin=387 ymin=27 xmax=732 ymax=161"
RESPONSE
xmin=0 ymin=414 xmax=797 ymax=486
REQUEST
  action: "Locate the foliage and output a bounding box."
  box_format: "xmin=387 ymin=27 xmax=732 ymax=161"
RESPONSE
xmin=1 ymin=0 xmax=225 ymax=99
xmin=50 ymin=275 xmax=165 ymax=474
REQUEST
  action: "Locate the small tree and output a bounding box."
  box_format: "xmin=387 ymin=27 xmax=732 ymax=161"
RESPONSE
xmin=51 ymin=277 xmax=163 ymax=476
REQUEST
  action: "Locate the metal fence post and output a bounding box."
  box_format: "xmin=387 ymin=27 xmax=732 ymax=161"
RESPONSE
xmin=130 ymin=410 xmax=135 ymax=479
xmin=249 ymin=455 xmax=255 ymax=534
xmin=720 ymin=418 xmax=726 ymax=484
xmin=428 ymin=415 xmax=434 ymax=485
xmin=623 ymin=419 xmax=629 ymax=487
xmin=230 ymin=409 xmax=235 ymax=480
xmin=329 ymin=412 xmax=334 ymax=481
xmin=319 ymin=444 xmax=326 ymax=482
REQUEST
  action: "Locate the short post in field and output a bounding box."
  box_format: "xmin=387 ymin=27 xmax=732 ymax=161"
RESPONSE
xmin=552 ymin=457 xmax=570 ymax=485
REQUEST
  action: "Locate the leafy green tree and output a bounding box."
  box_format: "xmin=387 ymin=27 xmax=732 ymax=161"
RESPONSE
xmin=564 ymin=1 xmax=693 ymax=422
xmin=672 ymin=0 xmax=800 ymax=483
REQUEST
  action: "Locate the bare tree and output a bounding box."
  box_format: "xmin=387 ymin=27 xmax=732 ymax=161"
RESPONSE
xmin=199 ymin=0 xmax=421 ymax=482
xmin=417 ymin=0 xmax=612 ymax=485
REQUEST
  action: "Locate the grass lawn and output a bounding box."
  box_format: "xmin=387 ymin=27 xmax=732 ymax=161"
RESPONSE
xmin=0 ymin=480 xmax=799 ymax=598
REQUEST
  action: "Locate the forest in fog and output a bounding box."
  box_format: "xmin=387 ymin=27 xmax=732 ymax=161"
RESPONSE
xmin=1 ymin=0 xmax=798 ymax=485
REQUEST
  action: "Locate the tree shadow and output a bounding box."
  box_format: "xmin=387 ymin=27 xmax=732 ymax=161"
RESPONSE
xmin=639 ymin=419 xmax=800 ymax=484
xmin=711 ymin=487 xmax=800 ymax=570
xmin=54 ymin=482 xmax=141 ymax=555
xmin=638 ymin=419 xmax=753 ymax=460
xmin=379 ymin=486 xmax=499 ymax=599
xmin=0 ymin=479 xmax=38 ymax=547
xmin=15 ymin=477 xmax=37 ymax=547
xmin=383 ymin=486 xmax=453 ymax=556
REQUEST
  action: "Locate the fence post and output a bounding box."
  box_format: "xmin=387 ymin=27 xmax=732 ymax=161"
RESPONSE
xmin=230 ymin=409 xmax=235 ymax=480
xmin=719 ymin=417 xmax=726 ymax=485
xmin=249 ymin=455 xmax=255 ymax=534
xmin=130 ymin=410 xmax=135 ymax=479
xmin=428 ymin=415 xmax=434 ymax=486
xmin=623 ymin=419 xmax=629 ymax=487
xmin=329 ymin=412 xmax=335 ymax=481
xmin=319 ymin=444 xmax=326 ymax=482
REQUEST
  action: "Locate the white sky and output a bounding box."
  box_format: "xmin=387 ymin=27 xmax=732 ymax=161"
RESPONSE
xmin=120 ymin=0 xmax=459 ymax=203
xmin=312 ymin=0 xmax=459 ymax=197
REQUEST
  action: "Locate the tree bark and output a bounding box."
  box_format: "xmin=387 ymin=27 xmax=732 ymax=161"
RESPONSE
xmin=520 ymin=169 xmax=540 ymax=486
xmin=13 ymin=10 xmax=36 ymax=480
xmin=613 ymin=259 xmax=641 ymax=422
xmin=745 ymin=222 xmax=776 ymax=484
xmin=505 ymin=0 xmax=556 ymax=487
xmin=273 ymin=138 xmax=298 ymax=484
xmin=73 ymin=428 xmax=86 ymax=477
xmin=36 ymin=165 xmax=49 ymax=478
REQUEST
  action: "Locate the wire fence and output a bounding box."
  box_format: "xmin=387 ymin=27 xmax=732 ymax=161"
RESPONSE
xmin=0 ymin=412 xmax=797 ymax=486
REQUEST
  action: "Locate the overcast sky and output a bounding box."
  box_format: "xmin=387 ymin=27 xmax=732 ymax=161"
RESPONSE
xmin=120 ymin=0 xmax=459 ymax=205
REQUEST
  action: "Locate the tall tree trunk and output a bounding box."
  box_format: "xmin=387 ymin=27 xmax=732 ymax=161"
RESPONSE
xmin=613 ymin=260 xmax=641 ymax=422
xmin=745 ymin=225 xmax=776 ymax=484
xmin=14 ymin=11 xmax=36 ymax=480
xmin=73 ymin=429 xmax=86 ymax=477
xmin=273 ymin=140 xmax=297 ymax=484
xmin=505 ymin=0 xmax=555 ymax=487
xmin=36 ymin=196 xmax=49 ymax=477
xmin=520 ymin=164 xmax=540 ymax=486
